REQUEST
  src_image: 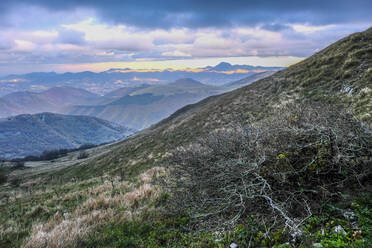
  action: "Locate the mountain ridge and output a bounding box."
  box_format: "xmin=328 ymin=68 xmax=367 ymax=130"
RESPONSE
xmin=0 ymin=64 xmax=282 ymax=96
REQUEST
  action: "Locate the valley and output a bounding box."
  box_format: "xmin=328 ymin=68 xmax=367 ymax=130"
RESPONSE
xmin=2 ymin=140 xmax=121 ymax=183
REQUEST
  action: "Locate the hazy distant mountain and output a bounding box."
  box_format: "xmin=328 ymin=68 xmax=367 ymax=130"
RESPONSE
xmin=0 ymin=87 xmax=100 ymax=118
xmin=226 ymin=71 xmax=277 ymax=89
xmin=0 ymin=99 xmax=18 ymax=118
xmin=1 ymin=91 xmax=52 ymax=115
xmin=39 ymin=87 xmax=99 ymax=106
xmin=0 ymin=113 xmax=133 ymax=159
xmin=168 ymin=78 xmax=205 ymax=87
xmin=0 ymin=63 xmax=283 ymax=96
xmin=104 ymin=84 xmax=151 ymax=99
xmin=64 ymin=78 xmax=227 ymax=130
xmin=0 ymin=73 xmax=276 ymax=126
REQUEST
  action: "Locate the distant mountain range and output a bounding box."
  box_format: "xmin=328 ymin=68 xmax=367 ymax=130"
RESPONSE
xmin=0 ymin=73 xmax=276 ymax=130
xmin=203 ymin=62 xmax=283 ymax=72
xmin=0 ymin=62 xmax=283 ymax=96
xmin=0 ymin=87 xmax=100 ymax=118
xmin=0 ymin=73 xmax=276 ymax=158
xmin=0 ymin=113 xmax=133 ymax=159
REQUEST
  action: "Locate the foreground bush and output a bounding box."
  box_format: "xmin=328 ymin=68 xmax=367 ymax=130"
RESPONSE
xmin=167 ymin=103 xmax=372 ymax=240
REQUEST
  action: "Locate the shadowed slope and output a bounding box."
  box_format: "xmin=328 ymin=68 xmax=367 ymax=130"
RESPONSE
xmin=0 ymin=113 xmax=133 ymax=159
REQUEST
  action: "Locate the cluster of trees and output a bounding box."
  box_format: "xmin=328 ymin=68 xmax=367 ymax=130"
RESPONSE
xmin=0 ymin=143 xmax=98 ymax=186
xmin=8 ymin=143 xmax=98 ymax=162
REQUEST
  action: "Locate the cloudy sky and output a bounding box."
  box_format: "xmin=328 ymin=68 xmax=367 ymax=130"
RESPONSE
xmin=0 ymin=0 xmax=371 ymax=75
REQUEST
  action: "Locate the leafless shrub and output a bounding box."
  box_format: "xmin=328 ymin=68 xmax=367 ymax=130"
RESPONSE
xmin=77 ymin=151 xmax=89 ymax=160
xmin=166 ymin=103 xmax=372 ymax=237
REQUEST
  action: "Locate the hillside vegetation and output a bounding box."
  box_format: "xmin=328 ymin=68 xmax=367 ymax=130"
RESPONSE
xmin=0 ymin=28 xmax=371 ymax=247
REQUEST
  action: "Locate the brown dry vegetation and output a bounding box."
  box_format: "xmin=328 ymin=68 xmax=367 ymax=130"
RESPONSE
xmin=3 ymin=167 xmax=166 ymax=248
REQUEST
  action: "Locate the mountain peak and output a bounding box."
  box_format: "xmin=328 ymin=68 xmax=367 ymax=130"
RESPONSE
xmin=213 ymin=62 xmax=233 ymax=71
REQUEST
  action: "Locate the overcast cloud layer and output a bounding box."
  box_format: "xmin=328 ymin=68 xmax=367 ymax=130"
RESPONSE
xmin=0 ymin=0 xmax=371 ymax=74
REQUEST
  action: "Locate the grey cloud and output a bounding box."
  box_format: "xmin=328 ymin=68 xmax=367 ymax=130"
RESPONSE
xmin=56 ymin=29 xmax=86 ymax=45
xmin=0 ymin=38 xmax=14 ymax=50
xmin=0 ymin=0 xmax=371 ymax=29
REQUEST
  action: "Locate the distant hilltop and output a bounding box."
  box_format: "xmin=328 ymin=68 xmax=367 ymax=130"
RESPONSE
xmin=0 ymin=112 xmax=133 ymax=159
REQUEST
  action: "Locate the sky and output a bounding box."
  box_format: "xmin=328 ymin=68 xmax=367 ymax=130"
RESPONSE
xmin=0 ymin=0 xmax=371 ymax=75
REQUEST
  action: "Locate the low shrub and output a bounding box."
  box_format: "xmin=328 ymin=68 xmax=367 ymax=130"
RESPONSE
xmin=166 ymin=103 xmax=372 ymax=239
xmin=77 ymin=151 xmax=89 ymax=160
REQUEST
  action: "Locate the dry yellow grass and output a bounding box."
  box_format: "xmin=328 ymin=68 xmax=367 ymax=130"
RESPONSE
xmin=21 ymin=167 xmax=167 ymax=248
xmin=23 ymin=210 xmax=114 ymax=248
xmin=138 ymin=166 xmax=167 ymax=183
